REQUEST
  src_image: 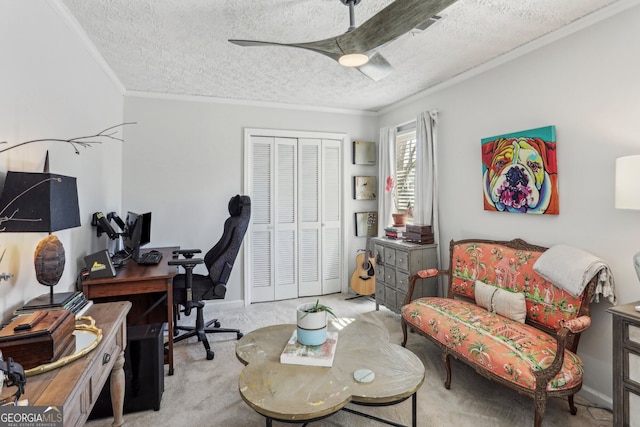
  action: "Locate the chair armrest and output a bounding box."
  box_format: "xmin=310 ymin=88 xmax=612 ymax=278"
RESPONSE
xmin=403 ymin=269 xmax=446 ymax=306
xmin=173 ymin=249 xmax=202 ymax=259
xmin=561 ymin=316 xmax=591 ymax=334
xmin=532 ymin=315 xmax=592 ymax=389
xmin=168 ymin=258 xmax=204 ymax=268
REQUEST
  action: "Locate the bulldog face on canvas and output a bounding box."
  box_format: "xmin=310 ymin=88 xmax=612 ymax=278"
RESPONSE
xmin=482 ymin=136 xmax=557 ymax=214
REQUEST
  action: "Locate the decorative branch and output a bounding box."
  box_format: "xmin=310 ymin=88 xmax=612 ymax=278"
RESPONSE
xmin=0 ymin=122 xmax=136 ymax=155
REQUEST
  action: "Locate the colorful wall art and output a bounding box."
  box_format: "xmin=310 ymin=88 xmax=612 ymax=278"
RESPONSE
xmin=481 ymin=125 xmax=558 ymax=215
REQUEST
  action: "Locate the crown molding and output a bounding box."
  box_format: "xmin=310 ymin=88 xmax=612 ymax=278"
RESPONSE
xmin=124 ymin=90 xmax=378 ymax=117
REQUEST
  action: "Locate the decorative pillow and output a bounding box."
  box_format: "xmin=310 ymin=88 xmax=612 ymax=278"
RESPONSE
xmin=475 ymin=280 xmax=527 ymax=323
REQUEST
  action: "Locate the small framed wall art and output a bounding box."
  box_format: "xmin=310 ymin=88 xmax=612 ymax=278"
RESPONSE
xmin=355 ymin=211 xmax=378 ymax=237
xmin=353 ymin=141 xmax=376 ymax=165
xmin=353 ymin=176 xmax=376 ymax=200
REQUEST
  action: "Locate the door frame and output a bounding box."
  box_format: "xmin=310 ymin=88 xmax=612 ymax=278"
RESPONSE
xmin=243 ymin=128 xmax=349 ymax=306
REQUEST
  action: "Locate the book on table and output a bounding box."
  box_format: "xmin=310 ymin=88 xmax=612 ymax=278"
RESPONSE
xmin=280 ymin=330 xmax=338 ymax=367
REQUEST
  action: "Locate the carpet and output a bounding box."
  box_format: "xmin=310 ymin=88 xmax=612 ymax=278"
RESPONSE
xmin=85 ymin=294 xmax=612 ymax=427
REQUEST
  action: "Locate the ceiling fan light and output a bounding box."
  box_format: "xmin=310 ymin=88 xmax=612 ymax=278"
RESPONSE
xmin=339 ymin=53 xmax=369 ymax=67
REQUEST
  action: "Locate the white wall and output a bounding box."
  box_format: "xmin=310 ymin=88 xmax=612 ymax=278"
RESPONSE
xmin=378 ymin=1 xmax=640 ymax=408
xmin=123 ymin=96 xmax=378 ymax=305
xmin=0 ymin=0 xmax=124 ymax=321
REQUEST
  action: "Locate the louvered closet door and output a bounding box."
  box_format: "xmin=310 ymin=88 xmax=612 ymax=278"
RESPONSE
xmin=274 ymin=139 xmax=298 ymax=300
xmin=248 ymin=136 xmax=298 ymax=303
xmin=298 ymin=139 xmax=322 ymax=297
xmin=298 ymin=138 xmax=342 ymax=296
xmin=247 ymin=132 xmax=342 ymax=303
xmin=321 ymin=139 xmax=342 ymax=294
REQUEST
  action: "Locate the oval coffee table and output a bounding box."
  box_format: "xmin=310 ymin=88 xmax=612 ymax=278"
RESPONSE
xmin=235 ymin=316 xmax=425 ymax=426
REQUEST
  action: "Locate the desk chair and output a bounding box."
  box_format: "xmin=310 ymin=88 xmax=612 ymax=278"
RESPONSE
xmin=169 ymin=195 xmax=251 ymax=360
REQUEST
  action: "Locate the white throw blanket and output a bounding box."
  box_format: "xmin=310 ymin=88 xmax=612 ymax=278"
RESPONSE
xmin=533 ymin=244 xmax=617 ymax=304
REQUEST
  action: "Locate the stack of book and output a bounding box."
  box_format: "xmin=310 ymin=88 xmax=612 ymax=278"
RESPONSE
xmin=384 ymin=226 xmax=404 ymax=239
xmin=280 ymin=330 xmax=339 ymax=367
xmin=14 ymin=291 xmax=92 ymax=317
xmin=403 ymin=224 xmax=434 ymax=244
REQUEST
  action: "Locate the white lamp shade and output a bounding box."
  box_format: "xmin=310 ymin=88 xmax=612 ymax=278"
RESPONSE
xmin=615 ymin=155 xmax=640 ymax=209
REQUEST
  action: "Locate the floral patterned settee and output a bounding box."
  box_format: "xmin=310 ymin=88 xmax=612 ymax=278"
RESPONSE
xmin=401 ymin=238 xmax=596 ymax=427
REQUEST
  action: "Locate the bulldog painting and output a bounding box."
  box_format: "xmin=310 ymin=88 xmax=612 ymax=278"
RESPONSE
xmin=481 ymin=126 xmax=558 ymax=215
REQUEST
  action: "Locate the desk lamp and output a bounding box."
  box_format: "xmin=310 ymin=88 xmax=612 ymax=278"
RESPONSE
xmin=0 ymin=171 xmax=81 ymax=307
xmin=615 ymin=155 xmax=640 ymax=281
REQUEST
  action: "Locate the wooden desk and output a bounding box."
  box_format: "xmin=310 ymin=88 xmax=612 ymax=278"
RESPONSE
xmin=1 ymin=302 xmax=131 ymax=427
xmin=82 ymin=246 xmax=178 ymax=375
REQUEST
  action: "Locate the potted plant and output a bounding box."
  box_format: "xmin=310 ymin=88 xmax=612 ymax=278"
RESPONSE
xmin=385 ymin=176 xmax=409 ymax=226
xmin=296 ymin=299 xmax=335 ymax=346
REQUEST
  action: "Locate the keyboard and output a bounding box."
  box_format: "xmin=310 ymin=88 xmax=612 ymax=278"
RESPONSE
xmin=137 ymin=251 xmax=163 ymax=265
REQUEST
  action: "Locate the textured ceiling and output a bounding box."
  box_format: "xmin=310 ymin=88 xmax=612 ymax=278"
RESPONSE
xmin=59 ymin=0 xmax=619 ymax=112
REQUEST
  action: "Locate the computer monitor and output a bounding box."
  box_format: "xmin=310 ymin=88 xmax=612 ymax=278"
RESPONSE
xmin=123 ymin=211 xmax=152 ymax=262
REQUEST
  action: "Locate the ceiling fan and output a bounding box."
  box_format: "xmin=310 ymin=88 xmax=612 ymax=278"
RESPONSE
xmin=228 ymin=0 xmax=457 ymax=81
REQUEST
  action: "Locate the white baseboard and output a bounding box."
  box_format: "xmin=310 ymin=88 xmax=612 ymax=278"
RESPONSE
xmin=202 ymin=299 xmax=245 ymax=311
xmin=579 ymin=384 xmax=613 ymax=410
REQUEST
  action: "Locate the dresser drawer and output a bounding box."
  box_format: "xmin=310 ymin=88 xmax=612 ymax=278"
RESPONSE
xmin=396 ymin=271 xmax=410 ymax=293
xmin=383 ymin=266 xmax=396 ymax=286
xmin=376 ymin=264 xmax=385 ymax=283
xmin=375 ymin=281 xmax=386 ymax=302
xmin=383 ymin=248 xmax=396 ymax=267
xmin=385 ymin=287 xmax=397 ymax=311
xmin=396 ymin=251 xmax=409 ymax=272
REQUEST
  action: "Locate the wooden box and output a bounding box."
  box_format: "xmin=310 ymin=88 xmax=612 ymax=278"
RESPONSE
xmin=405 ymin=224 xmax=433 ymax=236
xmin=0 ymin=309 xmax=76 ymax=369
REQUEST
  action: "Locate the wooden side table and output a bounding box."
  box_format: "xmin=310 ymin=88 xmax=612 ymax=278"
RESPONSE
xmin=607 ymin=301 xmax=640 ymax=426
xmin=0 ymin=302 xmax=131 ymax=427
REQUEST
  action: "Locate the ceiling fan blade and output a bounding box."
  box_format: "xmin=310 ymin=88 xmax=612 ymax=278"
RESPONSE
xmin=357 ymin=52 xmax=393 ymax=82
xmin=336 ymin=0 xmax=457 ymax=54
xmin=229 ymin=38 xmax=343 ymax=61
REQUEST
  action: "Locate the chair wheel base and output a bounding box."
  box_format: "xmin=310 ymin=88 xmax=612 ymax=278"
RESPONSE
xmin=237 ymin=332 xmax=243 ymax=340
xmin=206 ymin=350 xmax=215 ymax=360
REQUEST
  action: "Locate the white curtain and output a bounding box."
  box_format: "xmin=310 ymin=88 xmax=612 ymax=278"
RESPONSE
xmin=378 ymin=126 xmax=396 ymax=235
xmin=415 ymin=111 xmax=441 ymax=290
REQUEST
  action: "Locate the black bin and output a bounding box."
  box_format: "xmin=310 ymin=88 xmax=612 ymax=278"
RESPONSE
xmin=89 ymin=323 xmax=164 ymax=419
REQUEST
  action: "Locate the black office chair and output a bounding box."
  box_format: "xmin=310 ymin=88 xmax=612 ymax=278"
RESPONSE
xmin=169 ymin=194 xmax=251 ymax=360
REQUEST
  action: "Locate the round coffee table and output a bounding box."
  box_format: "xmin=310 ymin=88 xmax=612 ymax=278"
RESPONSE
xmin=235 ymin=316 xmax=425 ymax=426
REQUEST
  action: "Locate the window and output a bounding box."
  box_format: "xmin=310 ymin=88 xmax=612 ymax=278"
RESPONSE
xmin=395 ymin=127 xmax=416 ymax=221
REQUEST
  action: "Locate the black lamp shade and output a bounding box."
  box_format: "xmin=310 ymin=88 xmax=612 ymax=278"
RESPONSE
xmin=0 ymin=171 xmax=81 ymax=233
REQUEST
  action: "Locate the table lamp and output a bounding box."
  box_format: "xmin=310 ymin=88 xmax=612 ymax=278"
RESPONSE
xmin=615 ymin=155 xmax=640 ymax=281
xmin=0 ymin=171 xmax=81 ymax=307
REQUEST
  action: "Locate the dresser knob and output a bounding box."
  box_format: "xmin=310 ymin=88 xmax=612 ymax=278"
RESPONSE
xmin=102 ymin=353 xmax=111 ymax=365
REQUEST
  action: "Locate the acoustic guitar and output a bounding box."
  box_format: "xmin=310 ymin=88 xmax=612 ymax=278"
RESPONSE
xmin=350 ymin=213 xmax=376 ymax=296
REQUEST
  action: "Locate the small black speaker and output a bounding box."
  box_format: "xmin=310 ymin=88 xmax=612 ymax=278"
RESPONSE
xmin=89 ymin=323 xmax=164 ymax=419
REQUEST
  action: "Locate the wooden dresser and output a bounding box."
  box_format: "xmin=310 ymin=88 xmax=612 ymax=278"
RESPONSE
xmin=371 ymin=237 xmax=438 ymax=313
xmin=1 ymin=302 xmax=131 ymax=427
xmin=608 ymin=301 xmax=640 ymax=426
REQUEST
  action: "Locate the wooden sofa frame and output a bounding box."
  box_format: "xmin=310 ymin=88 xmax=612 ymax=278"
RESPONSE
xmin=401 ymin=238 xmax=597 ymax=427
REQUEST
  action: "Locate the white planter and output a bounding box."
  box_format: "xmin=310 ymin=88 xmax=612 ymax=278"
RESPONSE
xmin=296 ymin=303 xmax=328 ymax=346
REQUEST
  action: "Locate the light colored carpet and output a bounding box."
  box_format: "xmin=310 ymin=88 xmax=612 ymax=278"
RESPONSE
xmin=86 ymin=293 xmax=612 ymax=427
